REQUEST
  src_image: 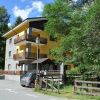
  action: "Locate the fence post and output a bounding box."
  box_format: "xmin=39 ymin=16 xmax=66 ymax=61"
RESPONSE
xmin=46 ymin=77 xmax=48 ymax=90
xmin=51 ymin=76 xmax=53 ymax=92
xmin=74 ymin=80 xmax=76 ymax=93
xmin=57 ymin=76 xmax=60 ymax=93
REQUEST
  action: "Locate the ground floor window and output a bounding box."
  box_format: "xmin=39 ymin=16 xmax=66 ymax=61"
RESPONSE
xmin=8 ymin=64 xmax=11 ymax=70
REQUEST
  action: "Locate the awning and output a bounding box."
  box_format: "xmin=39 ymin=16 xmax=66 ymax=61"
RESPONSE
xmin=32 ymin=58 xmax=49 ymax=64
xmin=18 ymin=59 xmax=33 ymax=65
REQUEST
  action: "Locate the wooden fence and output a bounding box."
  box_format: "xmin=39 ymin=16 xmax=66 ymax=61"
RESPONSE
xmin=0 ymin=70 xmax=3 ymax=75
xmin=66 ymin=73 xmax=97 ymax=85
xmin=0 ymin=70 xmax=27 ymax=75
xmin=38 ymin=70 xmax=62 ymax=93
xmin=74 ymin=80 xmax=100 ymax=96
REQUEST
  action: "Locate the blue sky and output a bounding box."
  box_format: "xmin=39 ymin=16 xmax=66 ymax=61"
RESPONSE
xmin=0 ymin=0 xmax=54 ymax=25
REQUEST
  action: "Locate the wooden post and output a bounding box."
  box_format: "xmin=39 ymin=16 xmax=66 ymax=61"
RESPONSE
xmin=74 ymin=80 xmax=77 ymax=93
xmin=86 ymin=83 xmax=88 ymax=92
xmin=57 ymin=77 xmax=60 ymax=93
xmin=46 ymin=77 xmax=48 ymax=90
xmin=39 ymin=77 xmax=42 ymax=89
xmin=91 ymin=83 xmax=93 ymax=94
xmin=52 ymin=76 xmax=53 ymax=92
xmin=80 ymin=82 xmax=82 ymax=94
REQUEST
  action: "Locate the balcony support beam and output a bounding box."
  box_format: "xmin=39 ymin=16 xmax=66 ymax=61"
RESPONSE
xmin=29 ymin=27 xmax=32 ymax=35
xmin=26 ymin=43 xmax=31 ymax=52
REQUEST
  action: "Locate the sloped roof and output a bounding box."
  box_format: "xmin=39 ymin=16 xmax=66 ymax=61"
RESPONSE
xmin=2 ymin=17 xmax=47 ymax=38
xmin=32 ymin=58 xmax=49 ymax=64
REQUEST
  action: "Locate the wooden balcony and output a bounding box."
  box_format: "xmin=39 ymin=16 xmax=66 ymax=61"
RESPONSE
xmin=13 ymin=52 xmax=47 ymax=60
xmin=14 ymin=34 xmax=47 ymax=44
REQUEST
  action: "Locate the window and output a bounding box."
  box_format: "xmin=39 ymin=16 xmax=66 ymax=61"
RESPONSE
xmin=16 ymin=63 xmax=18 ymax=69
xmin=17 ymin=34 xmax=19 ymax=38
xmin=8 ymin=64 xmax=11 ymax=70
xmin=17 ymin=49 xmax=18 ymax=53
xmin=9 ymin=51 xmax=11 ymax=57
xmin=9 ymin=38 xmax=12 ymax=44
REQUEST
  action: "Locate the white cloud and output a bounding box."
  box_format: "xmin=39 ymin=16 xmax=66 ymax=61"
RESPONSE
xmin=8 ymin=23 xmax=12 ymax=27
xmin=32 ymin=1 xmax=44 ymax=12
xmin=12 ymin=1 xmax=44 ymax=19
xmin=12 ymin=6 xmax=33 ymax=19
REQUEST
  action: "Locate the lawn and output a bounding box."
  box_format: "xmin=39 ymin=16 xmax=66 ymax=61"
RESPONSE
xmin=34 ymin=85 xmax=100 ymax=100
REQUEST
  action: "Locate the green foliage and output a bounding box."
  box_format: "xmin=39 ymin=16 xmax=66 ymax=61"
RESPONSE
xmin=43 ymin=0 xmax=72 ymax=37
xmin=13 ymin=16 xmax=23 ymax=28
xmin=44 ymin=0 xmax=100 ymax=73
xmin=43 ymin=0 xmax=100 ymax=80
xmin=0 ymin=6 xmax=9 ymax=34
xmin=80 ymin=0 xmax=100 ymax=65
xmin=66 ymin=65 xmax=99 ymax=83
xmin=67 ymin=67 xmax=80 ymax=74
xmin=0 ymin=6 xmax=10 ymax=69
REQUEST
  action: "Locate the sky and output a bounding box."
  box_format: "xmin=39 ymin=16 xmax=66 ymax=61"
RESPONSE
xmin=0 ymin=0 xmax=54 ymax=26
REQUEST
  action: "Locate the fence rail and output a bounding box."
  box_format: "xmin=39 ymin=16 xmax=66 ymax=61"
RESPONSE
xmin=74 ymin=80 xmax=100 ymax=96
xmin=0 ymin=70 xmax=27 ymax=75
xmin=39 ymin=75 xmax=61 ymax=93
xmin=0 ymin=70 xmax=4 ymax=75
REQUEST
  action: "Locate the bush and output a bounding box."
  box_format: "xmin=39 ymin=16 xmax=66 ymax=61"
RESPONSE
xmin=67 ymin=67 xmax=80 ymax=75
xmin=66 ymin=65 xmax=100 ymax=84
xmin=66 ymin=67 xmax=80 ymax=84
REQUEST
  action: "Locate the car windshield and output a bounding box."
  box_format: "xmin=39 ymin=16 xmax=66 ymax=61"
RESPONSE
xmin=24 ymin=73 xmax=32 ymax=77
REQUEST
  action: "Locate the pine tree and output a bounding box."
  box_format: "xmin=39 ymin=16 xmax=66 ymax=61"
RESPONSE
xmin=0 ymin=6 xmax=10 ymax=69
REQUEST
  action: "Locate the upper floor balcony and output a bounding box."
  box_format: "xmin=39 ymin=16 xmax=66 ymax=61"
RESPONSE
xmin=14 ymin=34 xmax=47 ymax=45
xmin=13 ymin=52 xmax=47 ymax=61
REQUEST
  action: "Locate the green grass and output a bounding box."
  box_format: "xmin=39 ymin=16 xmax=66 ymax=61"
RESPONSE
xmin=33 ymin=85 xmax=100 ymax=100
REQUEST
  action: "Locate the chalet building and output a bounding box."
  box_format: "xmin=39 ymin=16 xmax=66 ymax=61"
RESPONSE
xmin=2 ymin=17 xmax=74 ymax=81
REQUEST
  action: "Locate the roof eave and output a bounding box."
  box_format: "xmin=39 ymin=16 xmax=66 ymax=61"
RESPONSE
xmin=2 ymin=17 xmax=47 ymax=38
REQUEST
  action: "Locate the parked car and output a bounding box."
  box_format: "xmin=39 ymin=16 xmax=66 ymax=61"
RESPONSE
xmin=20 ymin=72 xmax=36 ymax=88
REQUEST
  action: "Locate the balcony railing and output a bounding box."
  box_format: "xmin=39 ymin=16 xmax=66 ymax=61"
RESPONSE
xmin=14 ymin=34 xmax=26 ymax=44
xmin=14 ymin=34 xmax=47 ymax=44
xmin=13 ymin=52 xmax=47 ymax=60
xmin=13 ymin=52 xmax=35 ymax=60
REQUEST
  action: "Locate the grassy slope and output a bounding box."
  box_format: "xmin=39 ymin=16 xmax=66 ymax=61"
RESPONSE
xmin=34 ymin=85 xmax=100 ymax=100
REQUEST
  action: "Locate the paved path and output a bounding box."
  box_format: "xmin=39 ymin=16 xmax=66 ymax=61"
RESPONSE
xmin=0 ymin=79 xmax=71 ymax=100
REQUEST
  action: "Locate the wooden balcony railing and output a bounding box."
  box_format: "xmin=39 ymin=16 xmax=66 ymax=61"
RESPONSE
xmin=13 ymin=52 xmax=47 ymax=60
xmin=26 ymin=35 xmax=47 ymax=44
xmin=3 ymin=70 xmax=28 ymax=75
xmin=14 ymin=34 xmax=26 ymax=44
xmin=13 ymin=52 xmax=35 ymax=60
xmin=14 ymin=34 xmax=47 ymax=44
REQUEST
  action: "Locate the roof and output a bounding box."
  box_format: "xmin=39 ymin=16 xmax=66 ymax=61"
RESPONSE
xmin=2 ymin=17 xmax=47 ymax=38
xmin=32 ymin=58 xmax=49 ymax=64
xmin=18 ymin=59 xmax=33 ymax=65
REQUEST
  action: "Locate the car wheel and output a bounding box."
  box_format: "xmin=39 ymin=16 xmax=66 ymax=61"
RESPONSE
xmin=21 ymin=84 xmax=25 ymax=87
xmin=30 ymin=83 xmax=35 ymax=88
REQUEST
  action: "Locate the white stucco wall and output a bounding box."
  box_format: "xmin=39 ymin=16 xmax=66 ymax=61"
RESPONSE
xmin=5 ymin=35 xmax=19 ymax=71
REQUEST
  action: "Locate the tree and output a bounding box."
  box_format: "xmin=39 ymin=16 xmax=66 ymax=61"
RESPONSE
xmin=43 ymin=0 xmax=87 ymax=63
xmin=43 ymin=0 xmax=72 ymax=38
xmin=0 ymin=6 xmax=10 ymax=34
xmin=0 ymin=6 xmax=10 ymax=69
xmin=78 ymin=0 xmax=100 ymax=73
xmin=13 ymin=16 xmax=23 ymax=27
xmin=43 ymin=0 xmax=100 ymax=71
